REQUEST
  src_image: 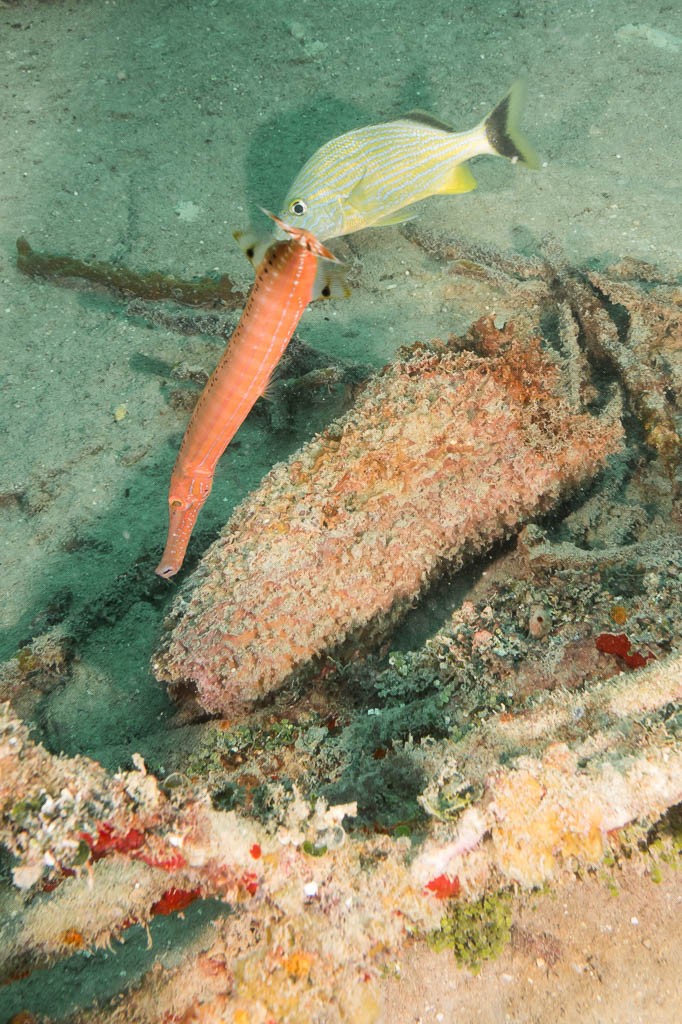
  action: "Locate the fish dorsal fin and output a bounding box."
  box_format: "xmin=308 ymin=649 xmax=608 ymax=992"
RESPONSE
xmin=233 ymin=228 xmax=271 ymax=268
xmin=439 ymin=161 xmax=478 ymax=195
xmin=402 ymin=109 xmax=456 ymax=133
xmin=313 ymin=262 xmax=350 ymax=301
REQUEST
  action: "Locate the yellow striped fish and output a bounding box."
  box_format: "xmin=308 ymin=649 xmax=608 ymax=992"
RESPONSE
xmin=277 ymin=80 xmax=539 ymax=241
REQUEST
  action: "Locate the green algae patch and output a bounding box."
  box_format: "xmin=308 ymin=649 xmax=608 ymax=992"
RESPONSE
xmin=16 ymin=236 xmax=244 ymax=308
xmin=427 ymin=891 xmax=513 ymax=972
xmin=644 ymin=803 xmax=682 ymax=870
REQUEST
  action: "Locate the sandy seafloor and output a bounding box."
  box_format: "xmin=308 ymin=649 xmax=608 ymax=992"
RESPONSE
xmin=0 ymin=0 xmax=681 ymax=1021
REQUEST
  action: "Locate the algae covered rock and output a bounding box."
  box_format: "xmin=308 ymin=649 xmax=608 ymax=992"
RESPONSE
xmin=153 ymin=318 xmax=623 ymax=717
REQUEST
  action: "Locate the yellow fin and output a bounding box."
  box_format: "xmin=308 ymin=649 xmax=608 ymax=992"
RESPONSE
xmin=345 ymin=174 xmax=373 ymax=215
xmin=439 ymin=161 xmax=478 ymax=195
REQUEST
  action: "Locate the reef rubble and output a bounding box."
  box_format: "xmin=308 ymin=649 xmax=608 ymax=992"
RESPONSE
xmin=1 ymin=647 xmax=680 ymax=1022
xmin=2 ymin=240 xmax=680 ymax=1022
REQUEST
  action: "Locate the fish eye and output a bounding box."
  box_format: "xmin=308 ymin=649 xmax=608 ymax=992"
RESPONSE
xmin=289 ymin=198 xmax=307 ymax=216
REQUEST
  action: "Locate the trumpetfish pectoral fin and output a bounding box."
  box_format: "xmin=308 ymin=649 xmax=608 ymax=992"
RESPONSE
xmin=233 ymin=228 xmax=271 ymax=268
xmin=313 ymin=262 xmax=350 ymax=300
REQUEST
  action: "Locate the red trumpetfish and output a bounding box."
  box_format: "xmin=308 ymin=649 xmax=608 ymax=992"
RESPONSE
xmin=155 ymin=212 xmax=342 ymax=578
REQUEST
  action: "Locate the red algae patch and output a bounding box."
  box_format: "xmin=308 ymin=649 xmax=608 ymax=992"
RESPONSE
xmin=153 ymin=318 xmax=623 ymax=717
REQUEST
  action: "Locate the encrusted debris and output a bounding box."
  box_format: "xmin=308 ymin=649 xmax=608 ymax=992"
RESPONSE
xmin=154 ymin=316 xmax=622 ymax=717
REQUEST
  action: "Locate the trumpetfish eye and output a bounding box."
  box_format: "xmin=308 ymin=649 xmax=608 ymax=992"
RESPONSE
xmin=289 ymin=198 xmax=307 ymax=216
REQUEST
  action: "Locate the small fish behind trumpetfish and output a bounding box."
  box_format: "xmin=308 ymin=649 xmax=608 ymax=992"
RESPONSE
xmin=277 ymin=79 xmax=540 ymax=241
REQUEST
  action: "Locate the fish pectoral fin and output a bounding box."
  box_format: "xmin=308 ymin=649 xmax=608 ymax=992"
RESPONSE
xmin=346 ymin=175 xmax=415 ymax=226
xmin=233 ymin=227 xmax=272 ymax=268
xmin=439 ymin=161 xmax=478 ymax=195
xmin=371 ymin=206 xmax=420 ymax=228
xmin=313 ymin=262 xmax=351 ymax=301
xmin=345 ymin=173 xmax=374 ymax=214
